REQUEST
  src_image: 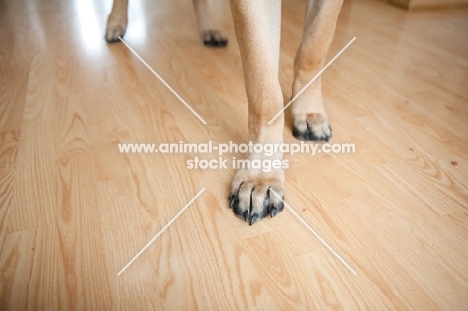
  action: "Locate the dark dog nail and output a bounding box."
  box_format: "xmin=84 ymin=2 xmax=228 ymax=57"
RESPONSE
xmin=270 ymin=207 xmax=278 ymax=218
xmin=249 ymin=213 xmax=258 ymax=226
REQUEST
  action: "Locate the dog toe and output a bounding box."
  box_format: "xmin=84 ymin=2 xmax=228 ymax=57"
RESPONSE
xmin=202 ymin=30 xmax=228 ymax=47
xmin=293 ymin=113 xmax=332 ymax=142
xmin=105 ymin=27 xmax=126 ymax=42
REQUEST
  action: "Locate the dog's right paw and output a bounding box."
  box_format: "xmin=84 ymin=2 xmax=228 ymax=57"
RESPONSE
xmin=202 ymin=29 xmax=228 ymax=47
xmin=105 ymin=14 xmax=128 ymax=42
xmin=229 ymin=169 xmax=284 ymax=226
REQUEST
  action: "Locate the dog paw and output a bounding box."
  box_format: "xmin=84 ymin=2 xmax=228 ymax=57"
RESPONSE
xmin=202 ymin=29 xmax=228 ymax=47
xmin=105 ymin=14 xmax=128 ymax=42
xmin=293 ymin=113 xmax=332 ymax=142
xmin=229 ymin=169 xmax=284 ymax=225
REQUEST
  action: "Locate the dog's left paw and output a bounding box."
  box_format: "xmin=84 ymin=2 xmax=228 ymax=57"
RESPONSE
xmin=293 ymin=112 xmax=332 ymax=142
xmin=202 ymin=29 xmax=228 ymax=47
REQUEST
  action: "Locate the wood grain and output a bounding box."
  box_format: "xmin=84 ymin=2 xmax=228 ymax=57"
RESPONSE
xmin=0 ymin=0 xmax=467 ymax=309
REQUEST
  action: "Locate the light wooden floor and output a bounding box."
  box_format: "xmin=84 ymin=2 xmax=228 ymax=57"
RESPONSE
xmin=1 ymin=0 xmax=468 ymax=309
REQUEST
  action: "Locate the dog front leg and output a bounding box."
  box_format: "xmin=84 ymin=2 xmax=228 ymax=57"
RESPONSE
xmin=105 ymin=0 xmax=129 ymax=42
xmin=228 ymin=0 xmax=285 ymax=225
xmin=292 ymin=0 xmax=343 ymax=141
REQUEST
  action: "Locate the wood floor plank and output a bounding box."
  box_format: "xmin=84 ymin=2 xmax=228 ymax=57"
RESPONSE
xmin=0 ymin=227 xmax=58 ymax=311
xmin=0 ymin=66 xmax=28 ymax=132
xmin=55 ymin=155 xmax=112 ymax=310
xmin=8 ymin=121 xmax=57 ymax=233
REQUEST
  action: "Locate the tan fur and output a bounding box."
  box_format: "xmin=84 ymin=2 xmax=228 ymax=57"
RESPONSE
xmin=105 ymin=0 xmax=343 ymax=224
xmin=193 ymin=0 xmax=227 ymax=44
xmin=105 ymin=0 xmax=227 ymax=44
xmin=292 ymin=0 xmax=343 ymax=141
xmin=228 ymin=0 xmax=343 ymax=224
xmin=105 ymin=0 xmax=129 ymax=42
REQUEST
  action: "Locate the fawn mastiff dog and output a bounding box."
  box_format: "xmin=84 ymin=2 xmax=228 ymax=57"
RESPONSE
xmin=106 ymin=0 xmax=343 ymax=225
